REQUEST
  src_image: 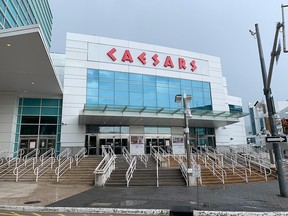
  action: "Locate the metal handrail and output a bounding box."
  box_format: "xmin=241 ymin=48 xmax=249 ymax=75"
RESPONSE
xmin=75 ymin=147 xmax=87 ymax=166
xmin=201 ymin=154 xmax=226 ymax=184
xmin=137 ymin=153 xmax=148 ymax=167
xmin=55 ymin=157 xmax=73 ymax=182
xmin=126 ymin=156 xmax=137 ymax=187
xmin=122 ymin=147 xmax=133 ymax=164
xmin=0 ymin=149 xmax=24 ymax=178
xmin=178 ymin=156 xmax=189 ymax=186
xmin=94 ymin=154 xmax=116 ymax=186
xmin=55 ymin=148 xmax=73 ymax=182
xmin=34 ymin=148 xmax=55 ymax=182
xmin=13 ymin=149 xmax=40 ymax=182
xmin=151 ymin=146 xmax=165 ymax=166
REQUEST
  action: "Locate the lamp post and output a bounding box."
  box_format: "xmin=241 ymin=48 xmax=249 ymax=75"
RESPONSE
xmin=175 ymin=93 xmax=193 ymax=186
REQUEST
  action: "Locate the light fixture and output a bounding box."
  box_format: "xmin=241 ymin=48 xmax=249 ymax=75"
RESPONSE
xmin=31 ymin=82 xmax=35 ymax=85
xmin=6 ymin=43 xmax=11 ymax=47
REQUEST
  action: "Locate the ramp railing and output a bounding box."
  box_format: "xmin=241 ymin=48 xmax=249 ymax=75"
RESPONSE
xmin=14 ymin=148 xmax=40 ymax=182
xmin=34 ymin=148 xmax=55 ymax=182
xmin=75 ymin=147 xmax=87 ymax=166
xmin=55 ymin=148 xmax=73 ymax=182
xmin=126 ymin=156 xmax=137 ymax=187
xmin=94 ymin=153 xmax=116 ymax=186
xmin=0 ymin=149 xmax=24 ymax=178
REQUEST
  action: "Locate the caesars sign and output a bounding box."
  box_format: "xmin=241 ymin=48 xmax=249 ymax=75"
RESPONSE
xmin=87 ymin=44 xmax=209 ymax=75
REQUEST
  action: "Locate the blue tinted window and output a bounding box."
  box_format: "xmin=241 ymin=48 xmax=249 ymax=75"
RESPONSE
xmin=0 ymin=1 xmax=4 ymax=10
xmin=87 ymin=89 xmax=98 ymax=97
xmin=23 ymin=98 xmax=41 ymax=106
xmin=169 ymin=78 xmax=180 ymax=86
xmin=203 ymin=82 xmax=210 ymax=89
xmin=115 ymin=98 xmax=128 ymax=105
xmin=99 ymin=89 xmax=114 ymax=98
xmin=130 ymin=92 xmax=143 ymax=100
xmin=157 ymin=100 xmax=169 ymax=107
xmin=130 ymin=99 xmax=143 ymax=106
xmin=203 ymin=91 xmax=211 ymax=98
xmin=156 ymin=76 xmax=168 ymax=84
xmin=144 ymin=85 xmax=156 ymax=92
xmin=129 ymin=84 xmax=143 ymax=92
xmin=143 ymin=75 xmax=156 ymax=83
xmin=86 ymin=97 xmax=98 ymax=104
xmin=99 ymin=70 xmax=114 ymax=78
xmin=193 ymin=91 xmax=203 ymax=98
xmin=99 ymin=98 xmax=114 ymax=104
xmin=181 ymin=79 xmax=191 ymax=87
xmin=144 ymin=100 xmax=156 ymax=107
xmin=129 ymin=73 xmax=142 ymax=81
xmin=115 ymin=83 xmax=128 ymax=91
xmin=87 ymin=79 xmax=98 ymax=88
xmin=99 ymin=81 xmax=114 ymax=89
xmin=157 ymin=87 xmax=169 ymax=94
xmin=0 ymin=11 xmax=4 ymax=24
xmin=157 ymin=94 xmax=169 ymax=101
xmin=41 ymin=108 xmax=58 ymax=115
xmin=169 ymin=88 xmax=181 ymax=95
xmin=87 ymin=69 xmax=98 ymax=77
xmin=192 ymin=81 xmax=202 ymax=88
xmin=115 ymin=72 xmax=128 ymax=80
xmin=42 ymin=99 xmax=59 ymax=107
xmin=115 ymin=91 xmax=128 ymax=99
xmin=6 ymin=9 xmax=16 ymax=27
xmin=144 ymin=93 xmax=156 ymax=100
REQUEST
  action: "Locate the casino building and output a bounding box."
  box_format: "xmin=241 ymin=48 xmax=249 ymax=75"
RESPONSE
xmin=0 ymin=23 xmax=247 ymax=155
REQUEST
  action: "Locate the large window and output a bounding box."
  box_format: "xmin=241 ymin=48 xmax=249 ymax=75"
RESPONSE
xmin=86 ymin=69 xmax=212 ymax=110
xmin=16 ymin=98 xmax=62 ymax=154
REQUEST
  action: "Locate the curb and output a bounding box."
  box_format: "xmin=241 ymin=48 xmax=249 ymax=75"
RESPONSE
xmin=194 ymin=211 xmax=288 ymax=216
xmin=0 ymin=205 xmax=170 ymax=215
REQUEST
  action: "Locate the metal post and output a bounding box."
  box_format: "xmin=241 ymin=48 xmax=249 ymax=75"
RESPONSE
xmin=255 ymin=23 xmax=288 ymax=197
xmin=183 ymin=94 xmax=192 ymax=186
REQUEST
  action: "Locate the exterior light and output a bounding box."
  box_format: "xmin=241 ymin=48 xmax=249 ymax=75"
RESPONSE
xmin=6 ymin=43 xmax=11 ymax=47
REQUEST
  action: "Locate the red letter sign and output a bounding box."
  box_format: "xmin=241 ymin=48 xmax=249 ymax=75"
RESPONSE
xmin=152 ymin=54 xmax=160 ymax=66
xmin=107 ymin=48 xmax=117 ymax=61
xmin=138 ymin=52 xmax=146 ymax=65
xmin=178 ymin=58 xmax=186 ymax=69
xmin=122 ymin=50 xmax=133 ymax=63
xmin=190 ymin=60 xmax=197 ymax=71
xmin=164 ymin=56 xmax=174 ymax=68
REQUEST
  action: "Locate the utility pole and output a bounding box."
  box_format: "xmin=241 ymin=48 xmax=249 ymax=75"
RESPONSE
xmin=254 ymin=23 xmax=288 ymax=197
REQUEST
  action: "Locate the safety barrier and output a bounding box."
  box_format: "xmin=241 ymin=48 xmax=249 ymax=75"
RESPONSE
xmin=94 ymin=153 xmax=116 ymax=186
xmin=0 ymin=149 xmax=24 ymax=178
xmin=55 ymin=148 xmax=73 ymax=182
xmin=14 ymin=148 xmax=40 ymax=182
xmin=34 ymin=148 xmax=55 ymax=182
xmin=75 ymin=147 xmax=87 ymax=166
xmin=126 ymin=156 xmax=137 ymax=187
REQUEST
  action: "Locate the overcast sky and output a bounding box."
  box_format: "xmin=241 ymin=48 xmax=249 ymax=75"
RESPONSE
xmin=48 ymin=0 xmax=288 ymax=112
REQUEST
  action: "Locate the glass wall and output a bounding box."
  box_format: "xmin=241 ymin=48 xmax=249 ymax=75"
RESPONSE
xmin=0 ymin=0 xmax=52 ymax=47
xmin=86 ymin=69 xmax=212 ymax=110
xmin=16 ymin=98 xmax=62 ymax=155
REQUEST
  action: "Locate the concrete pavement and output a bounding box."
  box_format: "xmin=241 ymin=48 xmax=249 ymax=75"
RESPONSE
xmin=0 ymin=180 xmax=288 ymax=214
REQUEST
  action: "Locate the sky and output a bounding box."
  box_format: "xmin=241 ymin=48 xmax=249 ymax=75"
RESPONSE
xmin=48 ymin=0 xmax=288 ymax=113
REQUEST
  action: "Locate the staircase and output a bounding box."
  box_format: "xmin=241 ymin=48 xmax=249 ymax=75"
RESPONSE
xmin=105 ymin=155 xmax=186 ymax=187
xmin=56 ymin=156 xmax=102 ymax=185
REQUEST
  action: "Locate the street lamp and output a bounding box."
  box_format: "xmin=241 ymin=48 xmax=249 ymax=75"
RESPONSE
xmin=175 ymin=93 xmax=193 ymax=186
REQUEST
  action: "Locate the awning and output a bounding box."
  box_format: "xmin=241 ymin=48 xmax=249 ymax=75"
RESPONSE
xmin=0 ymin=25 xmax=62 ymax=97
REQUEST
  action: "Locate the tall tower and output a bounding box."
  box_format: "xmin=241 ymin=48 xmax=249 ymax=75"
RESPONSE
xmin=0 ymin=0 xmax=52 ymax=47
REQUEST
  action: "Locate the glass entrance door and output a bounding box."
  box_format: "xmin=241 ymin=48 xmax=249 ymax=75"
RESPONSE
xmin=19 ymin=137 xmax=37 ymax=155
xmin=99 ymin=138 xmax=128 ymax=155
xmin=145 ymin=137 xmax=170 ymax=154
xmin=85 ymin=135 xmax=97 ymax=155
xmin=39 ymin=137 xmax=56 ymax=155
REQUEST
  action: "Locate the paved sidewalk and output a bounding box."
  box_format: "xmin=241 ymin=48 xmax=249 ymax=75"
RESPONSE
xmin=1 ymin=180 xmax=288 ymax=213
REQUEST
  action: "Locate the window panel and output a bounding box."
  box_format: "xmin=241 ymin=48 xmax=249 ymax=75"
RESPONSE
xmin=22 ymin=116 xmax=39 ymax=124
xmin=115 ymin=83 xmax=128 ymax=91
xmin=87 ymin=89 xmax=98 ymax=97
xmin=23 ymin=98 xmax=41 ymax=106
xmin=99 ymin=89 xmax=114 ymax=98
xmin=115 ymin=98 xmax=128 ymax=105
xmin=40 ymin=116 xmax=57 ymax=124
xmin=115 ymin=91 xmax=128 ymax=99
xmin=192 ymin=81 xmax=202 ymax=88
xmin=144 ymin=100 xmax=156 ymax=107
xmin=203 ymin=91 xmax=211 ymax=98
xmin=129 ymin=73 xmax=142 ymax=81
xmin=193 ymin=91 xmax=203 ymax=98
xmin=130 ymin=92 xmax=143 ymax=100
xmin=157 ymin=87 xmax=169 ymax=94
xmin=156 ymin=76 xmax=168 ymax=84
xmin=40 ymin=125 xmax=57 ymax=135
xmin=144 ymin=85 xmax=156 ymax=92
xmin=144 ymin=127 xmax=158 ymax=134
xmin=157 ymin=94 xmax=169 ymax=101
xmin=99 ymin=70 xmax=114 ymax=78
xmin=158 ymin=127 xmax=171 ymax=134
xmin=99 ymin=81 xmax=114 ymax=89
xmin=143 ymin=75 xmax=156 ymax=83
xmin=144 ymin=92 xmax=156 ymax=100
xmin=87 ymin=69 xmax=98 ymax=77
xmin=157 ymin=100 xmax=169 ymax=107
xmin=42 ymin=99 xmax=59 ymax=107
xmin=41 ymin=108 xmax=58 ymax=115
xmin=86 ymin=97 xmax=98 ymax=104
xmin=87 ymin=79 xmax=99 ymax=88
xmin=99 ymin=98 xmax=114 ymax=104
xmin=22 ymin=107 xmax=40 ymax=115
xmin=130 ymin=99 xmax=143 ymax=106
xmin=115 ymin=72 xmax=128 ymax=80
xmin=181 ymin=79 xmax=192 ymax=87
xmin=129 ymin=84 xmax=143 ymax=92
xmin=20 ymin=125 xmax=38 ymax=135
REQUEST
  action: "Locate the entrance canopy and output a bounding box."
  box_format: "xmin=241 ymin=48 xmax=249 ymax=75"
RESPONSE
xmin=79 ymin=104 xmax=249 ymax=128
xmin=0 ymin=25 xmax=62 ymax=97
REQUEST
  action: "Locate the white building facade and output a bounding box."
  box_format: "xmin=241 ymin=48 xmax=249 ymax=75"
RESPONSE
xmin=58 ymin=33 xmax=247 ymax=155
